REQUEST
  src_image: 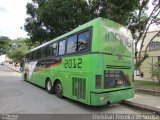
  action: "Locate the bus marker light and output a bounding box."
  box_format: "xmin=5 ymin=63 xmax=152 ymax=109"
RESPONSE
xmin=100 ymin=96 xmax=107 ymax=100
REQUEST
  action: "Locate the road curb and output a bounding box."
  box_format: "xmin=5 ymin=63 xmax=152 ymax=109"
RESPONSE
xmin=123 ymin=100 xmax=160 ymax=114
xmin=135 ymin=89 xmax=160 ymax=96
xmin=5 ymin=65 xmax=21 ymax=73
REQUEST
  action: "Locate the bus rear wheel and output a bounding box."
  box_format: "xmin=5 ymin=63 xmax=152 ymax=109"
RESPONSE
xmin=24 ymin=74 xmax=27 ymax=81
xmin=46 ymin=79 xmax=54 ymax=94
xmin=55 ymin=81 xmax=63 ymax=98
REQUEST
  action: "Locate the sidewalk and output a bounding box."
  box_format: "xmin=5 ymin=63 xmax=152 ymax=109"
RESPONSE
xmin=134 ymin=76 xmax=159 ymax=82
xmin=5 ymin=64 xmax=21 ymax=73
xmin=124 ymin=93 xmax=160 ymax=114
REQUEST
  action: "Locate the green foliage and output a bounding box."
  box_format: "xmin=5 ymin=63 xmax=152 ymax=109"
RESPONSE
xmin=128 ymin=0 xmax=149 ymax=39
xmin=128 ymin=0 xmax=160 ymax=69
xmin=7 ymin=48 xmax=26 ymax=63
xmin=7 ymin=38 xmax=31 ymax=63
xmin=150 ymin=62 xmax=160 ymax=84
xmin=25 ymin=0 xmax=138 ymax=44
xmin=89 ymin=0 xmax=138 ymax=26
xmin=0 ymin=36 xmax=11 ymax=55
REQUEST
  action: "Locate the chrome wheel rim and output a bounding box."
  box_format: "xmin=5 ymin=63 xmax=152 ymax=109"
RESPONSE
xmin=57 ymin=84 xmax=62 ymax=93
xmin=47 ymin=81 xmax=52 ymax=91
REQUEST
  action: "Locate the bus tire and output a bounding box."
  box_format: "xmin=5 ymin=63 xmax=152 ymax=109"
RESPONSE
xmin=55 ymin=81 xmax=63 ymax=98
xmin=24 ymin=73 xmax=27 ymax=81
xmin=46 ymin=79 xmax=54 ymax=94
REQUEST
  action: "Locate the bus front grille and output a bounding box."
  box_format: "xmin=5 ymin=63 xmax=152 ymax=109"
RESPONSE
xmin=72 ymin=77 xmax=86 ymax=100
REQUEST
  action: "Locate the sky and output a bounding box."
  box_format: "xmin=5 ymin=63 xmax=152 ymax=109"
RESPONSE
xmin=0 ymin=0 xmax=32 ymax=39
xmin=0 ymin=0 xmax=159 ymax=40
xmin=147 ymin=0 xmax=160 ymax=31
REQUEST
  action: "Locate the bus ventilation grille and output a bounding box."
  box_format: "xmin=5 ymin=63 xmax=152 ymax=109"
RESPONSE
xmin=106 ymin=65 xmax=130 ymax=69
xmin=72 ymin=77 xmax=86 ymax=100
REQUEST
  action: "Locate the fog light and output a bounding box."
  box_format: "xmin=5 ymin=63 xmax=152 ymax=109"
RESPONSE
xmin=100 ymin=96 xmax=107 ymax=100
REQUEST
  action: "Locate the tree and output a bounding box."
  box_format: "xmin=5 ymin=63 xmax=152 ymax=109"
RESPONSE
xmin=150 ymin=62 xmax=160 ymax=84
xmin=7 ymin=48 xmax=26 ymax=63
xmin=127 ymin=0 xmax=160 ymax=69
xmin=7 ymin=38 xmax=31 ymax=63
xmin=0 ymin=36 xmax=11 ymax=55
xmin=88 ymin=0 xmax=138 ymax=26
xmin=25 ymin=0 xmax=90 ymax=44
xmin=24 ymin=0 xmax=138 ymax=44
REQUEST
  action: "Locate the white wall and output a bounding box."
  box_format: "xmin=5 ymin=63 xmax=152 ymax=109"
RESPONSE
xmin=0 ymin=55 xmax=5 ymax=63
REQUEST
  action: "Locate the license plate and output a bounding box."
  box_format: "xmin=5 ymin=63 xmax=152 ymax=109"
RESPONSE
xmin=116 ymin=80 xmax=124 ymax=85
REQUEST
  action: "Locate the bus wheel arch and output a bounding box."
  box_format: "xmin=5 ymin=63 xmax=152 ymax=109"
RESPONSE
xmin=45 ymin=77 xmax=54 ymax=94
xmin=54 ymin=79 xmax=63 ymax=98
xmin=107 ymin=101 xmax=111 ymax=105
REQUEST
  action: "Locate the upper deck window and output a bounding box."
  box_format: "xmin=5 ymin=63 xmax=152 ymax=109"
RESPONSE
xmin=29 ymin=53 xmax=32 ymax=60
xmin=38 ymin=49 xmax=41 ymax=59
xmin=46 ymin=45 xmax=51 ymax=57
xmin=77 ymin=31 xmax=89 ymax=52
xmin=51 ymin=43 xmax=58 ymax=56
xmin=26 ymin=54 xmax=29 ymax=61
xmin=41 ymin=47 xmax=47 ymax=58
xmin=32 ymin=51 xmax=35 ymax=60
xmin=58 ymin=40 xmax=66 ymax=55
xmin=67 ymin=35 xmax=77 ymax=54
xmin=35 ymin=50 xmax=38 ymax=59
xmin=27 ymin=29 xmax=91 ymax=59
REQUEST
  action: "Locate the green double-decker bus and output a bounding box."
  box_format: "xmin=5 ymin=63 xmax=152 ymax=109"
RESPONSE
xmin=23 ymin=17 xmax=134 ymax=106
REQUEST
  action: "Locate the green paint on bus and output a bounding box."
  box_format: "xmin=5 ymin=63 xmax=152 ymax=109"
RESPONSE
xmin=23 ymin=17 xmax=134 ymax=106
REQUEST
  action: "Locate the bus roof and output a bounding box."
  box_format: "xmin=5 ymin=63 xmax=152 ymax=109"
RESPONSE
xmin=28 ymin=17 xmax=129 ymax=53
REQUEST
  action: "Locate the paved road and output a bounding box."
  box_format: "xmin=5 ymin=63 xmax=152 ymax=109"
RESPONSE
xmin=0 ymin=65 xmax=152 ymax=114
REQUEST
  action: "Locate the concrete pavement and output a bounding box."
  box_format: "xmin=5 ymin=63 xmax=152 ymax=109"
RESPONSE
xmin=134 ymin=76 xmax=159 ymax=82
xmin=124 ymin=93 xmax=160 ymax=114
xmin=3 ymin=64 xmax=160 ymax=114
xmin=4 ymin=63 xmax=21 ymax=73
xmin=0 ymin=65 xmax=148 ymax=114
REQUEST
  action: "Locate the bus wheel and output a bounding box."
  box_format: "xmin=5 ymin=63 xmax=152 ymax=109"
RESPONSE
xmin=55 ymin=81 xmax=63 ymax=98
xmin=46 ymin=79 xmax=54 ymax=94
xmin=24 ymin=74 xmax=27 ymax=81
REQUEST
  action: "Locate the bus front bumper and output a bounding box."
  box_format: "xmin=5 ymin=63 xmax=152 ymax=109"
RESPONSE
xmin=90 ymin=88 xmax=134 ymax=106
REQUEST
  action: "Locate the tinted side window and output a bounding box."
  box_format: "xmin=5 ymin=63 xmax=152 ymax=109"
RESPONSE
xmin=42 ymin=47 xmax=47 ymax=58
xmin=58 ymin=40 xmax=66 ymax=55
xmin=47 ymin=45 xmax=51 ymax=57
xmin=37 ymin=49 xmax=41 ymax=59
xmin=35 ymin=50 xmax=39 ymax=59
xmin=32 ymin=52 xmax=35 ymax=60
xmin=35 ymin=51 xmax=37 ymax=59
xmin=67 ymin=35 xmax=77 ymax=54
xmin=29 ymin=53 xmax=32 ymax=60
xmin=51 ymin=43 xmax=58 ymax=56
xmin=26 ymin=54 xmax=29 ymax=61
xmin=77 ymin=31 xmax=89 ymax=51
